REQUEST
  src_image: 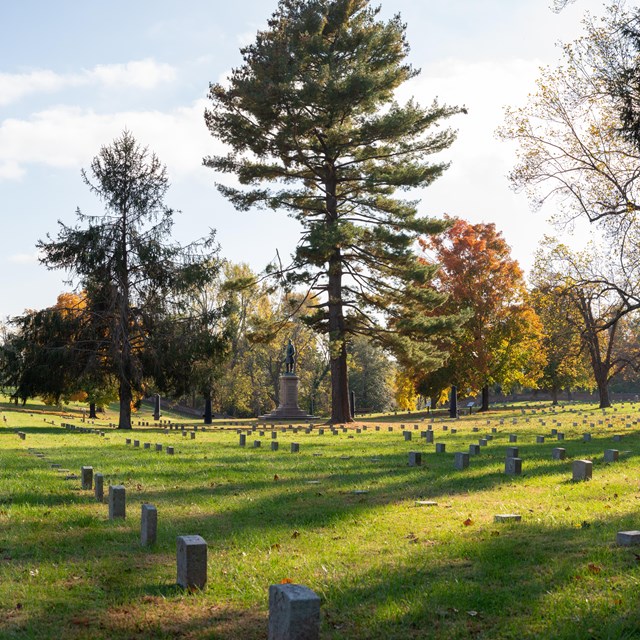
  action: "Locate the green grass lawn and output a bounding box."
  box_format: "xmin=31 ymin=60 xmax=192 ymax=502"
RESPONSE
xmin=0 ymin=399 xmax=639 ymax=639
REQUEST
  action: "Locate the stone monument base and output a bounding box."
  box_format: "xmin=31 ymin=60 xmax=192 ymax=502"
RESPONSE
xmin=259 ymin=374 xmax=316 ymax=421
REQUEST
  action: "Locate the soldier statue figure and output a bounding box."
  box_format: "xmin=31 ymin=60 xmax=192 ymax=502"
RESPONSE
xmin=284 ymin=339 xmax=296 ymax=374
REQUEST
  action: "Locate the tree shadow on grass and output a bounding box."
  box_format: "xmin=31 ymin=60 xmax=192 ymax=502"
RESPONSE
xmin=317 ymin=516 xmax=640 ymax=640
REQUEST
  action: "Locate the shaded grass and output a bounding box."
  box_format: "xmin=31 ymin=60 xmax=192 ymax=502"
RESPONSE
xmin=0 ymin=401 xmax=639 ymax=638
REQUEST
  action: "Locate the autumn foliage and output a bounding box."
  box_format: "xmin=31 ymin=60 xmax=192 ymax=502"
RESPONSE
xmin=418 ymin=217 xmax=545 ymax=409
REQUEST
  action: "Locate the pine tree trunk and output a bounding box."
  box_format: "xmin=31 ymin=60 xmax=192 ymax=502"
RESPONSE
xmin=328 ymin=253 xmax=351 ymax=424
xmin=480 ymin=384 xmax=489 ymax=412
xmin=89 ymin=402 xmax=97 ymax=419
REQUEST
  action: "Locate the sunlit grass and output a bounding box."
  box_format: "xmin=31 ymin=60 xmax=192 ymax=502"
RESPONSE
xmin=0 ymin=399 xmax=639 ymax=638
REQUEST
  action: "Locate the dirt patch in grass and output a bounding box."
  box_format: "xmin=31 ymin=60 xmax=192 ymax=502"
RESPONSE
xmin=101 ymin=599 xmax=267 ymax=640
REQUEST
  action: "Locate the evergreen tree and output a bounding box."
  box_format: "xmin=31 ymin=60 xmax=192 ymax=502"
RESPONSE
xmin=38 ymin=131 xmax=221 ymax=429
xmin=205 ymin=0 xmax=463 ymax=422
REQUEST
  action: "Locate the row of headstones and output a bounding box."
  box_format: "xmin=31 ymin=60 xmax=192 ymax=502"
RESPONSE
xmin=163 ymin=424 xmax=207 ymax=433
xmin=63 ymin=423 xmax=106 ymax=436
xmin=79 ymin=469 xmax=322 ymax=640
xmin=125 ymin=439 xmax=175 ymax=455
xmin=239 ymin=435 xmax=300 ymax=452
xmin=406 ymin=424 xmax=626 ymax=448
xmin=445 ymin=446 xmax=622 ymax=479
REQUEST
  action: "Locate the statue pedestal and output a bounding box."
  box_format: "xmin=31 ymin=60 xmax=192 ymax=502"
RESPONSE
xmin=259 ymin=374 xmax=315 ymax=421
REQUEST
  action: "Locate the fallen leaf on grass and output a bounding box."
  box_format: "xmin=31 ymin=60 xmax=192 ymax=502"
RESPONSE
xmin=270 ymin=544 xmax=281 ymax=552
xmin=274 ymin=474 xmax=280 ymax=481
xmin=280 ymin=578 xmax=293 ymax=584
xmin=467 ymin=610 xmax=479 ymax=617
xmin=292 ymin=531 xmax=300 ymax=539
xmin=463 ymin=518 xmax=474 ymax=527
xmin=587 ymin=563 xmax=601 ymax=574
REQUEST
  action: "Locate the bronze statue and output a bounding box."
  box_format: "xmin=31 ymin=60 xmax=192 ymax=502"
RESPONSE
xmin=284 ymin=338 xmax=296 ymax=374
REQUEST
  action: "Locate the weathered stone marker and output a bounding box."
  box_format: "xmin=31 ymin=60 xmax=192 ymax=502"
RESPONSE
xmin=425 ymin=431 xmax=434 ymax=444
xmin=455 ymin=452 xmax=470 ymax=470
xmin=133 ymin=440 xmax=140 ymax=447
xmin=94 ymin=473 xmax=104 ymax=502
xmin=552 ymin=447 xmax=566 ymax=460
xmin=141 ymin=504 xmax=157 ymax=546
xmin=254 ymin=440 xmax=262 ymax=448
xmin=604 ymin=449 xmax=619 ymax=462
xmin=291 ymin=442 xmax=300 ymax=453
xmin=144 ymin=442 xmax=151 ymax=449
xmin=505 ymin=457 xmax=522 ymax=475
xmin=156 ymin=443 xmax=163 ymax=452
xmin=494 ymin=514 xmax=522 ymax=523
xmin=81 ymin=466 xmax=93 ymax=490
xmin=506 ymin=447 xmax=519 ymax=459
xmin=109 ymin=485 xmax=126 ymax=519
xmin=176 ymin=535 xmax=207 ymax=590
xmin=408 ymin=451 xmax=422 ymax=467
xmin=403 ymin=431 xmax=412 ymax=441
xmin=469 ymin=444 xmax=480 ymax=455
xmin=509 ymin=434 xmax=517 ymax=443
xmin=271 ymin=441 xmax=279 ymax=451
xmin=536 ymin=436 xmax=545 ymax=444
xmin=616 ymin=531 xmax=640 ymax=546
xmin=435 ymin=443 xmax=446 ymax=453
xmin=572 ymin=459 xmax=592 ymax=481
xmin=239 ymin=434 xmax=246 ymax=447
xmin=583 ymin=433 xmax=592 ymax=442
xmin=167 ymin=446 xmax=175 ymax=455
xmin=268 ymin=583 xmax=320 ymax=640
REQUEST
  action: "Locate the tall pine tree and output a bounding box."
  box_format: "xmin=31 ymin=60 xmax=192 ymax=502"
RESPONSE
xmin=205 ymin=0 xmax=463 ymax=422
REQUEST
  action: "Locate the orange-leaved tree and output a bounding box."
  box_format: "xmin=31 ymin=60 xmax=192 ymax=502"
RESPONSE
xmin=418 ymin=217 xmax=545 ymax=410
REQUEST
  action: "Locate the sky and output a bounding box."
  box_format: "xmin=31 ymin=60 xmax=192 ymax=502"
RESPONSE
xmin=0 ymin=0 xmax=617 ymax=319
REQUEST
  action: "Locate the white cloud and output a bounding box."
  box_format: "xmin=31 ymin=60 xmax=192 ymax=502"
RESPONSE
xmin=0 ymin=160 xmax=25 ymax=180
xmin=0 ymin=58 xmax=177 ymax=106
xmin=7 ymin=251 xmax=41 ymax=265
xmin=0 ymin=99 xmax=226 ymax=182
xmin=89 ymin=59 xmax=176 ymax=89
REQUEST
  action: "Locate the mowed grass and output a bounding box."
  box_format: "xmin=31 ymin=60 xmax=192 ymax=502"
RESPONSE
xmin=0 ymin=400 xmax=639 ymax=639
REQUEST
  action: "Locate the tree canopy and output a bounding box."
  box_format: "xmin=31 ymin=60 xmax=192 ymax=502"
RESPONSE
xmin=38 ymin=131 xmax=222 ymax=428
xmin=204 ymin=0 xmax=464 ymax=422
xmin=418 ymin=218 xmax=545 ymax=410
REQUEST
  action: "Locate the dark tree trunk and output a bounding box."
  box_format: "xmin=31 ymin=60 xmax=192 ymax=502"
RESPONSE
xmin=153 ymin=394 xmax=161 ymax=421
xmin=449 ymin=385 xmax=458 ymax=418
xmin=595 ymin=374 xmax=611 ymax=409
xmin=204 ymin=394 xmax=213 ymax=424
xmin=326 ymin=180 xmax=353 ymax=423
xmin=118 ymin=379 xmax=132 ymax=429
xmin=480 ymin=384 xmax=489 ymax=412
xmin=551 ymin=387 xmax=559 ymax=406
xmin=89 ymin=402 xmax=97 ymax=419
